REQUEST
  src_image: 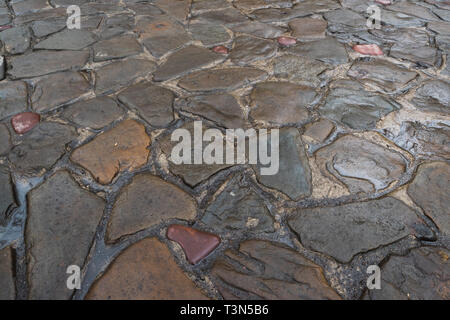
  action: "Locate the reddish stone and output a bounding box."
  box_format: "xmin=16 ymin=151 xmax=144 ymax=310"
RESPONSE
xmin=11 ymin=112 xmax=40 ymax=134
xmin=353 ymin=44 xmax=383 ymax=56
xmin=0 ymin=25 xmax=12 ymax=31
xmin=212 ymin=45 xmax=229 ymax=54
xmin=167 ymin=224 xmax=220 ymax=264
xmin=277 ymin=36 xmax=297 ymax=46
xmin=375 ymin=0 xmax=391 ymax=5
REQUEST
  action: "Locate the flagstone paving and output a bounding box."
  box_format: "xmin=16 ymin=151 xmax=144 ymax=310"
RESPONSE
xmin=0 ymin=0 xmax=448 ymax=300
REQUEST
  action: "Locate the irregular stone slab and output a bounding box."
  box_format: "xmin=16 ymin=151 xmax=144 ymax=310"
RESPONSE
xmin=370 ymin=28 xmax=429 ymax=47
xmin=0 ymin=246 xmax=15 ymax=300
xmin=167 ymin=225 xmax=220 ymax=264
xmin=324 ymin=8 xmax=367 ymax=33
xmin=319 ymin=80 xmax=400 ymax=129
xmin=189 ymin=23 xmax=230 ymax=46
xmin=411 ymin=80 xmax=450 ymax=113
xmin=192 ymin=7 xmax=249 ymax=26
xmin=287 ymin=37 xmax=349 ymax=65
xmin=0 ymin=123 xmax=11 ymax=155
xmin=234 ymin=0 xmax=292 ymax=10
xmin=380 ymin=9 xmax=425 ymax=28
xmin=427 ymin=21 xmax=450 ymax=35
xmin=8 ymin=50 xmax=89 ymax=79
xmin=230 ymin=21 xmax=284 ymax=39
xmin=292 ymin=0 xmax=340 ymax=14
xmin=107 ymin=174 xmax=197 ymax=242
xmin=202 ymin=174 xmax=275 ymax=233
xmin=30 ymin=18 xmax=66 ymax=38
xmin=407 ymin=162 xmax=450 ymax=235
xmin=154 ymin=0 xmax=190 ymax=21
xmin=273 ymin=54 xmax=330 ymax=86
xmin=138 ymin=16 xmax=190 ymax=59
xmin=303 ymin=119 xmax=335 ymax=143
xmin=62 ymin=96 xmax=124 ymax=130
xmin=432 ymin=7 xmax=450 ymax=21
xmin=34 ymin=29 xmax=97 ymax=50
xmin=180 ymin=94 xmax=246 ymax=129
xmin=0 ymin=25 xmax=30 ymax=54
xmin=118 ymin=82 xmax=174 ymax=128
xmin=386 ymin=2 xmax=440 ymax=21
xmin=390 ymin=43 xmax=438 ymax=67
xmin=212 ymin=240 xmax=341 ymax=299
xmin=11 ymin=112 xmax=40 ymax=134
xmin=277 ymin=36 xmax=296 ymax=46
xmin=250 ymin=81 xmax=315 ymax=125
xmin=315 ymin=135 xmax=407 ymax=193
xmin=86 ymin=238 xmax=209 ymax=299
xmin=95 ymin=58 xmax=156 ymax=94
xmin=9 ymin=122 xmax=77 ymax=174
xmin=160 ymin=122 xmax=232 ymax=186
xmin=0 ymin=81 xmax=27 ymax=120
xmin=368 ymin=247 xmax=450 ymax=300
xmin=178 ymin=67 xmax=267 ymax=93
xmin=26 ymin=170 xmax=105 ymax=299
xmin=31 ymin=71 xmax=90 ymax=112
xmin=348 ymin=60 xmax=418 ymax=92
xmin=288 ymin=197 xmax=430 ymax=263
xmin=353 ymin=44 xmax=383 ymax=56
xmin=11 ymin=0 xmax=49 ymax=15
xmin=192 ymin=0 xmax=231 ymax=12
xmin=93 ymin=35 xmax=142 ymax=62
xmin=0 ymin=166 xmax=15 ymax=225
xmin=154 ymin=45 xmax=223 ymax=82
xmin=254 ymin=128 xmax=312 ymax=200
xmin=13 ymin=7 xmax=66 ymax=25
xmin=289 ymin=17 xmax=327 ymax=41
xmin=230 ymin=36 xmax=277 ymax=66
xmin=71 ymin=120 xmax=150 ymax=185
xmin=250 ymin=8 xmax=305 ymax=23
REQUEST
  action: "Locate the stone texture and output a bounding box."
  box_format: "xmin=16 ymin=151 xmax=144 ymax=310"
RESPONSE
xmin=8 ymin=50 xmax=89 ymax=79
xmin=153 ymin=0 xmax=190 ymax=21
xmin=353 ymin=44 xmax=383 ymax=56
xmin=167 ymin=224 xmax=221 ymax=264
xmin=315 ymin=134 xmax=407 ymax=193
xmin=319 ymin=80 xmax=400 ymax=130
xmin=273 ymin=54 xmax=330 ymax=86
xmin=86 ymin=238 xmax=209 ymax=300
xmin=31 ymin=72 xmax=90 ymax=112
xmin=192 ymin=7 xmax=249 ymax=26
xmin=0 ymin=25 xmax=30 ymax=54
xmin=289 ymin=17 xmax=327 ymax=41
xmin=212 ymin=240 xmax=341 ymax=299
xmin=178 ymin=67 xmax=267 ymax=93
xmin=107 ymin=173 xmax=197 ymax=242
xmin=95 ymin=58 xmax=156 ymax=94
xmin=62 ymin=96 xmax=124 ymax=130
xmin=390 ymin=43 xmax=438 ymax=67
xmin=230 ymin=36 xmax=277 ymax=66
xmin=34 ymin=29 xmax=97 ymax=50
xmin=30 ymin=18 xmax=66 ymax=37
xmin=153 ymin=45 xmax=223 ymax=82
xmin=254 ymin=128 xmax=312 ymax=200
xmin=303 ymin=119 xmax=335 ymax=143
xmin=0 ymin=166 xmax=15 ymax=225
xmin=71 ymin=120 xmax=150 ymax=185
xmin=118 ymin=82 xmax=174 ymax=127
xmin=93 ymin=35 xmax=142 ymax=62
xmin=277 ymin=36 xmax=296 ymax=46
xmin=9 ymin=122 xmax=78 ymax=174
xmin=11 ymin=112 xmax=40 ymax=134
xmin=250 ymin=81 xmax=315 ymax=125
xmin=0 ymin=246 xmax=15 ymax=300
xmin=230 ymin=21 xmax=284 ymax=39
xmin=233 ymin=0 xmax=292 ymax=11
xmin=407 ymin=162 xmax=450 ymax=235
xmin=324 ymin=8 xmax=367 ymax=33
xmin=288 ymin=197 xmax=431 ymax=263
xmin=180 ymin=94 xmax=246 ymax=129
xmin=202 ymin=174 xmax=275 ymax=233
xmin=0 ymin=81 xmax=27 ymax=120
xmin=287 ymin=37 xmax=349 ymax=65
xmin=0 ymin=123 xmax=11 ymax=155
xmin=368 ymin=247 xmax=450 ymax=300
xmin=189 ymin=23 xmax=230 ymax=46
xmin=26 ymin=170 xmax=105 ymax=299
xmin=411 ymin=80 xmax=450 ymax=113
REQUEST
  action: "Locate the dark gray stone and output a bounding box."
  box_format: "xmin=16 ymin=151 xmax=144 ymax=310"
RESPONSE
xmin=0 ymin=246 xmax=15 ymax=300
xmin=0 ymin=25 xmax=30 ymax=54
xmin=324 ymin=9 xmax=367 ymax=33
xmin=0 ymin=123 xmax=11 ymax=155
xmin=93 ymin=35 xmax=142 ymax=62
xmin=192 ymin=7 xmax=249 ymax=26
xmin=189 ymin=23 xmax=231 ymax=46
xmin=411 ymin=80 xmax=450 ymax=113
xmin=230 ymin=21 xmax=285 ymax=39
xmin=34 ymin=29 xmax=97 ymax=50
xmin=390 ymin=43 xmax=438 ymax=67
xmin=0 ymin=81 xmax=27 ymax=120
xmin=30 ymin=18 xmax=66 ymax=37
xmin=230 ymin=36 xmax=277 ymax=66
xmin=273 ymin=54 xmax=330 ymax=86
xmin=287 ymin=37 xmax=349 ymax=65
xmin=0 ymin=166 xmax=15 ymax=226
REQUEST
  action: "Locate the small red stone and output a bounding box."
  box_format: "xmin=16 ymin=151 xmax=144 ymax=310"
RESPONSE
xmin=11 ymin=112 xmax=40 ymax=134
xmin=167 ymin=224 xmax=220 ymax=264
xmin=353 ymin=44 xmax=383 ymax=56
xmin=0 ymin=25 xmax=12 ymax=31
xmin=212 ymin=45 xmax=229 ymax=54
xmin=277 ymin=36 xmax=297 ymax=46
xmin=375 ymin=0 xmax=391 ymax=5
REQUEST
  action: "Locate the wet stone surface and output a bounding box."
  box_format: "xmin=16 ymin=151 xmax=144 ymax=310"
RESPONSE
xmin=0 ymin=0 xmax=448 ymax=301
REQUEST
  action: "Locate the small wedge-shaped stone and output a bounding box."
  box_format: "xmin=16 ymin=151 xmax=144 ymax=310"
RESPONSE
xmin=26 ymin=170 xmax=105 ymax=299
xmin=107 ymin=173 xmax=197 ymax=242
xmin=86 ymin=238 xmax=209 ymax=299
xmin=71 ymin=120 xmax=150 ymax=184
xmin=167 ymin=225 xmax=220 ymax=264
xmin=288 ymin=197 xmax=431 ymax=263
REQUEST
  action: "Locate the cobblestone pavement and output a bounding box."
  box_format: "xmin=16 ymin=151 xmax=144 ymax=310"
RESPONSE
xmin=0 ymin=0 xmax=449 ymax=300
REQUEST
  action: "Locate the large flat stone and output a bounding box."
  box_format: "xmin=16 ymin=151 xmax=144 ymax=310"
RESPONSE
xmin=86 ymin=238 xmax=209 ymax=299
xmin=26 ymin=170 xmax=105 ymax=299
xmin=0 ymin=166 xmax=15 ymax=226
xmin=288 ymin=197 xmax=431 ymax=263
xmin=230 ymin=36 xmax=277 ymax=66
xmin=212 ymin=240 xmax=341 ymax=299
xmin=93 ymin=35 xmax=142 ymax=62
xmin=0 ymin=25 xmax=30 ymax=54
xmin=0 ymin=81 xmax=27 ymax=120
xmin=34 ymin=29 xmax=97 ymax=50
xmin=71 ymin=120 xmax=150 ymax=185
xmin=230 ymin=21 xmax=284 ymax=39
xmin=289 ymin=17 xmax=327 ymax=41
xmin=0 ymin=123 xmax=11 ymax=155
xmin=107 ymin=173 xmax=197 ymax=242
xmin=192 ymin=7 xmax=249 ymax=26
xmin=273 ymin=54 xmax=330 ymax=86
xmin=287 ymin=37 xmax=349 ymax=66
xmin=0 ymin=246 xmax=15 ymax=300
xmin=411 ymin=80 xmax=450 ymax=113
xmin=189 ymin=23 xmax=231 ymax=46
